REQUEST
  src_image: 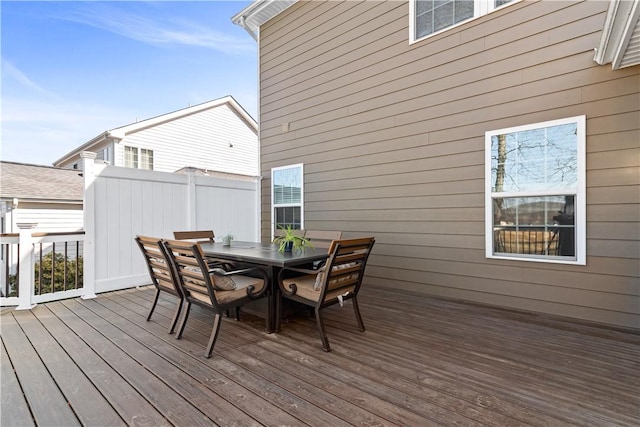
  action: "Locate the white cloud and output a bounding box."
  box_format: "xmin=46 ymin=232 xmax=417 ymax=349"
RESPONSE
xmin=61 ymin=4 xmax=255 ymax=55
xmin=1 ymin=59 xmax=61 ymax=99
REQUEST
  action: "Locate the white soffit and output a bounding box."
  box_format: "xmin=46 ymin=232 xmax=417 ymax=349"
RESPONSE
xmin=594 ymin=0 xmax=640 ymax=69
xmin=232 ymin=0 xmax=297 ymax=40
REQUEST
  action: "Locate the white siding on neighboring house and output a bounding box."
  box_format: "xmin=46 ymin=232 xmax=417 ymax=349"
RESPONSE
xmin=116 ymin=104 xmax=258 ymax=175
xmin=6 ymin=207 xmax=83 ymax=233
xmin=0 ymin=161 xmax=85 ymax=233
xmin=53 ymin=96 xmax=259 ymax=177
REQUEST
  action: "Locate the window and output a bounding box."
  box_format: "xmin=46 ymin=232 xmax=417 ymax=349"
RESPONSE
xmin=271 ymin=164 xmax=304 ymax=237
xmin=124 ymin=146 xmax=138 ymax=168
xmin=140 ymin=149 xmax=153 ymax=170
xmin=124 ymin=146 xmax=153 ymax=170
xmin=411 ymin=0 xmax=516 ymax=42
xmin=485 ymin=116 xmax=586 ymax=264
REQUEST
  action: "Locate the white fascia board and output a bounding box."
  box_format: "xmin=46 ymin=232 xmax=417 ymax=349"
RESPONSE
xmin=52 ymin=131 xmax=110 ymax=167
xmin=231 ymin=0 xmax=297 ymax=40
xmin=594 ymin=0 xmax=640 ymax=69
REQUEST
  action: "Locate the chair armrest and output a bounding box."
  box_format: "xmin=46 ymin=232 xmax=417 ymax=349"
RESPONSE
xmin=209 ymin=266 xmax=269 ymax=298
xmin=277 ymin=266 xmax=320 ymax=297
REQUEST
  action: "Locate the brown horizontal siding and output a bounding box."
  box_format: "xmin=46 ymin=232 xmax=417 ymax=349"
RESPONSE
xmin=259 ymin=3 xmax=603 ymax=132
xmin=258 ymin=0 xmax=639 ymax=328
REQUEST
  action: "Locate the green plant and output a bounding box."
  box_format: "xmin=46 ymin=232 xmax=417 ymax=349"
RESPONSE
xmin=273 ymin=225 xmax=313 ymax=252
xmin=34 ymin=252 xmax=83 ymax=295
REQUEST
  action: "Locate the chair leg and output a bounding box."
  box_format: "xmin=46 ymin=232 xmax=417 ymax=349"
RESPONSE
xmin=234 ymin=307 xmax=241 ymax=321
xmin=314 ymin=308 xmax=331 ymax=352
xmin=205 ymin=313 xmax=223 ymax=358
xmin=352 ymin=297 xmax=366 ymax=332
xmin=176 ymin=301 xmax=191 ymax=339
xmin=147 ymin=288 xmax=160 ymax=321
xmin=168 ymin=297 xmax=184 ymax=335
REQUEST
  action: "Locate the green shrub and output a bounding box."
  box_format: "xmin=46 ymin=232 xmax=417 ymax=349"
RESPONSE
xmin=34 ymin=252 xmax=83 ymax=295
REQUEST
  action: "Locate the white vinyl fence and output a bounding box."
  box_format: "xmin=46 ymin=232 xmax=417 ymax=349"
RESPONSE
xmin=82 ymin=152 xmax=260 ymax=297
xmin=0 ymin=152 xmax=260 ymax=308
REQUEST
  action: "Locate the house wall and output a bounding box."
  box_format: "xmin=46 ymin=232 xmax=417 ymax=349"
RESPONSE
xmin=258 ymin=0 xmax=640 ymax=328
xmin=3 ymin=203 xmax=83 ymax=233
xmin=114 ymin=104 xmax=259 ymax=175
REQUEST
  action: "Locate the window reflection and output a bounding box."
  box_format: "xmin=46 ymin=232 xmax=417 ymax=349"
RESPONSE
xmin=493 ymin=196 xmax=575 ymax=256
xmin=273 ymin=167 xmax=302 ymax=204
xmin=491 ymin=123 xmax=577 ymax=192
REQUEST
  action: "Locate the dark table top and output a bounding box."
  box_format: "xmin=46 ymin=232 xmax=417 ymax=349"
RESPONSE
xmin=199 ymin=241 xmax=329 ymax=268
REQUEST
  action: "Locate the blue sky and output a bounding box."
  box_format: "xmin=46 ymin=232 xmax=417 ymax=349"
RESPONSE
xmin=1 ymin=0 xmax=256 ymax=166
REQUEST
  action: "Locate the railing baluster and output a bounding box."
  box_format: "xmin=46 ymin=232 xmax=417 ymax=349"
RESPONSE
xmin=75 ymin=241 xmax=79 ymax=290
xmin=51 ymin=242 xmax=56 ymax=293
xmin=16 ymin=244 xmax=20 ymax=297
xmin=64 ymin=242 xmax=68 ymax=292
xmin=38 ymin=243 xmax=43 ymax=295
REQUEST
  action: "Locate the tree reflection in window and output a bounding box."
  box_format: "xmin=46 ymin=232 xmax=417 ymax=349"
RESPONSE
xmin=490 ymin=121 xmax=578 ymax=257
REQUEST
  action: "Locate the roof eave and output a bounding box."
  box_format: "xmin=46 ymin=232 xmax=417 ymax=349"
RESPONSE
xmin=53 ymin=131 xmax=112 ymax=167
xmin=594 ymin=0 xmax=640 ymax=70
xmin=231 ymin=0 xmax=297 ymax=40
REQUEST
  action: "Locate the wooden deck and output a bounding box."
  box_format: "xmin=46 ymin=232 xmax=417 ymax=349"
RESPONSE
xmin=2 ymin=285 xmax=639 ymax=426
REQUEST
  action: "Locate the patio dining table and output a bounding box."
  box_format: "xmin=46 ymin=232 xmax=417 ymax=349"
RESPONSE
xmin=199 ymin=240 xmax=329 ymax=332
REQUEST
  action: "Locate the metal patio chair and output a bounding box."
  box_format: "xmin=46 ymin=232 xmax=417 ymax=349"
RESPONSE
xmin=135 ymin=235 xmax=184 ymax=334
xmin=276 ymin=237 xmax=375 ymax=352
xmin=162 ymin=239 xmax=269 ymax=358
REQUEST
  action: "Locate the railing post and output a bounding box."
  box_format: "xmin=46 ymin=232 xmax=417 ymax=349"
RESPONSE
xmin=81 ymin=151 xmax=97 ymax=300
xmin=15 ymin=223 xmax=37 ymax=310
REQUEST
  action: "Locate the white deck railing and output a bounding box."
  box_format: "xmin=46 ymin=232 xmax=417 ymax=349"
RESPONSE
xmin=0 ymin=229 xmax=85 ymax=308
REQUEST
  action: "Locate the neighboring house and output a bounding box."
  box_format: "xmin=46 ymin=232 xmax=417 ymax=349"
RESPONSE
xmin=53 ymin=96 xmax=259 ymax=177
xmin=0 ymin=161 xmax=83 ymax=234
xmin=232 ymin=0 xmax=640 ymax=329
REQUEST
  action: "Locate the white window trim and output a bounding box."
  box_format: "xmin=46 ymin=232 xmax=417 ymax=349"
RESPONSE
xmin=271 ymin=163 xmax=304 ymax=241
xmin=409 ymin=0 xmax=521 ymax=45
xmin=123 ymin=145 xmax=138 ymax=169
xmin=484 ymin=115 xmax=586 ymax=265
xmin=123 ymin=145 xmax=153 ymax=170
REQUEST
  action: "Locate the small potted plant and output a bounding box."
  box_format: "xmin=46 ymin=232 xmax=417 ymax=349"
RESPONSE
xmin=222 ymin=233 xmax=234 ymax=246
xmin=273 ymin=225 xmax=312 ymax=252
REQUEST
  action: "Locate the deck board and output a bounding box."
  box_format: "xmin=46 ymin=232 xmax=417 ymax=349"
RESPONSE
xmin=2 ymin=309 xmax=80 ymax=426
xmin=11 ymin=309 xmax=126 ymax=427
xmin=29 ymin=302 xmax=170 ymax=426
xmin=1 ymin=334 xmax=35 ymax=427
xmin=1 ymin=285 xmax=639 ymax=427
xmin=88 ymin=292 xmax=320 ymax=427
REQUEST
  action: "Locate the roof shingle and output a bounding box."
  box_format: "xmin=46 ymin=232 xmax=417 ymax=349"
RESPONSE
xmin=0 ymin=161 xmax=83 ymax=201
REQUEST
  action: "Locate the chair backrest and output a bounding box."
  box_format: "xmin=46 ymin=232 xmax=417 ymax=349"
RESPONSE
xmin=135 ymin=235 xmax=182 ymax=297
xmin=319 ymin=237 xmax=375 ymax=299
xmin=161 ymin=239 xmax=219 ymax=308
xmin=173 ymin=230 xmax=215 ymax=242
xmin=304 ymin=230 xmax=343 ymax=250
